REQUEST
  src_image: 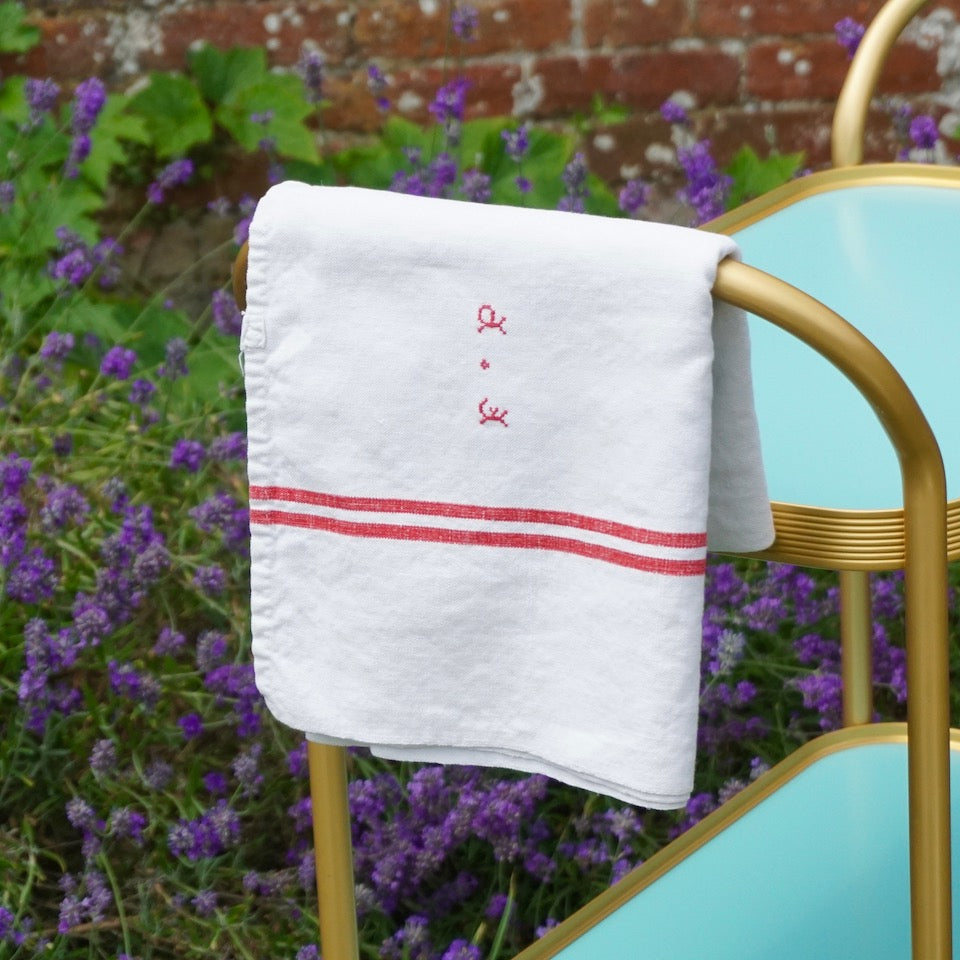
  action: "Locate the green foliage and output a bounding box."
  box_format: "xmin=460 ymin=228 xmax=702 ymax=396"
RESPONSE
xmin=128 ymin=73 xmax=215 ymax=158
xmin=190 ymin=45 xmax=320 ymax=163
xmin=724 ymin=145 xmax=805 ymax=208
xmin=0 ymin=0 xmax=39 ymax=54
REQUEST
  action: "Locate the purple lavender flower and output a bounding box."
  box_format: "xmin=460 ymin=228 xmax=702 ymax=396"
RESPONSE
xmin=557 ymin=152 xmax=589 ymax=213
xmin=24 ymin=77 xmax=61 ymax=128
xmin=193 ymin=564 xmax=226 ymax=596
xmin=192 ymin=890 xmax=218 ymax=917
xmin=835 ymin=16 xmax=866 ymax=59
xmin=297 ymin=45 xmax=325 ymax=104
xmin=108 ymin=807 xmax=147 ymax=844
xmin=211 ymin=289 xmax=243 ymax=337
xmin=660 ymin=98 xmax=689 ymax=125
xmin=502 ymin=123 xmax=530 ymax=160
xmin=0 ymin=454 xmax=31 ymax=496
xmin=234 ymin=196 xmax=258 ymax=245
xmin=128 ymin=378 xmax=156 ymax=407
xmin=167 ymin=801 xmax=241 ymax=860
xmin=178 ymin=712 xmax=204 ymax=740
xmin=40 ymin=331 xmax=75 ymax=363
xmin=143 ymin=760 xmax=173 ymax=791
xmin=6 ymin=548 xmax=58 ymax=603
xmin=196 ymin=630 xmax=228 ymax=671
xmin=63 ymin=133 xmax=91 ymax=179
xmin=57 ymin=870 xmax=113 ymax=933
xmin=100 ymin=345 xmax=137 ymax=380
xmin=451 ymin=5 xmax=480 ymax=41
xmin=296 ymin=946 xmax=320 ymax=960
xmin=909 ymin=114 xmax=939 ymax=150
xmin=208 ymin=432 xmax=246 ymax=461
xmin=677 ymin=139 xmax=731 ymax=225
xmin=169 ymin=438 xmax=206 ymax=472
xmin=108 ymin=660 xmax=157 ymax=704
xmin=41 ymin=484 xmax=90 ymax=530
xmin=536 ymin=918 xmax=560 ymax=938
xmin=72 ymin=596 xmax=111 ymax=645
xmin=89 ymin=739 xmax=117 ymax=777
xmin=49 ymin=246 xmax=94 ymax=287
xmin=158 ymin=337 xmax=189 ymax=380
xmin=71 ymin=78 xmax=107 ymax=134
xmin=64 ymin=94 xmax=99 ymax=174
xmin=232 ymin=743 xmax=264 ymax=797
xmin=147 ymin=158 xmax=194 ymax=205
xmin=429 ymin=77 xmax=470 ymax=127
xmin=793 ymin=671 xmax=843 ymax=730
xmin=441 ymin=940 xmax=482 ymax=960
xmin=367 ymin=64 xmax=390 ymax=111
xmin=203 ymin=771 xmax=229 ymax=795
xmin=287 ymin=742 xmax=309 ymax=777
xmin=0 ymin=180 xmax=14 ymax=211
xmin=460 ymin=168 xmax=491 ymax=203
xmin=66 ymin=797 xmax=101 ymax=832
xmin=618 ymin=178 xmax=650 ymax=217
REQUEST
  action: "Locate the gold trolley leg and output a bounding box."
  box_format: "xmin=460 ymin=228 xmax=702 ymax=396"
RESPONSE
xmin=307 ymin=741 xmax=360 ymax=960
xmin=839 ymin=569 xmax=873 ymax=727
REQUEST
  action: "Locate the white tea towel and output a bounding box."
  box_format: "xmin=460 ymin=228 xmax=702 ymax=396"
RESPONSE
xmin=242 ymin=182 xmax=773 ymax=809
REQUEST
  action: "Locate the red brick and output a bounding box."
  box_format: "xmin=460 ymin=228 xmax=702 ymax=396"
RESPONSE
xmin=535 ymin=49 xmax=741 ymax=116
xmin=698 ymin=1 xmax=881 ymax=38
xmin=584 ymin=0 xmax=692 ymax=49
xmin=353 ymin=2 xmax=447 ymax=60
xmin=148 ymin=2 xmax=354 ymax=74
xmin=387 ymin=62 xmax=522 ymax=125
xmin=1 ymin=14 xmax=110 ymax=85
xmin=322 ymin=70 xmax=385 ymax=133
xmin=354 ymin=0 xmax=569 ymax=61
xmin=875 ymin=42 xmax=948 ymax=94
xmin=747 ymin=38 xmax=940 ymax=102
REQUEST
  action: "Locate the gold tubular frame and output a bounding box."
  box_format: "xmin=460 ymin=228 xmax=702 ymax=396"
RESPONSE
xmin=708 ymin=162 xmax=960 ymax=570
xmin=832 ymin=0 xmax=931 ymax=167
xmin=234 ymin=250 xmax=951 ymax=960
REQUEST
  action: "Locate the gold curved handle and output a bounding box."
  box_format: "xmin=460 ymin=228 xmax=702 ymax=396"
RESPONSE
xmin=232 ymin=240 xmax=249 ymax=311
xmin=832 ymin=0 xmax=930 ymax=166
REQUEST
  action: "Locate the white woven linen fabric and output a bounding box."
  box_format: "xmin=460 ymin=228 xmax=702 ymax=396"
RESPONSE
xmin=242 ymin=181 xmax=773 ymax=809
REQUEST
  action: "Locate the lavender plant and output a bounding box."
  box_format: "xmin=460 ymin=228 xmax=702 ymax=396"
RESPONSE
xmin=0 ymin=2 xmax=952 ymax=958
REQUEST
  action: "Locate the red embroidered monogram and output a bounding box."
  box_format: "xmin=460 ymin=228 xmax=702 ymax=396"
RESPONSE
xmin=248 ymin=486 xmax=708 ymax=577
xmin=478 ymin=398 xmax=508 ymax=427
xmin=477 ymin=304 xmax=507 ymax=334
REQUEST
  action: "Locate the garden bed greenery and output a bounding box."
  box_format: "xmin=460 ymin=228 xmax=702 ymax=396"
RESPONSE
xmin=1 ymin=2 xmax=957 ymax=957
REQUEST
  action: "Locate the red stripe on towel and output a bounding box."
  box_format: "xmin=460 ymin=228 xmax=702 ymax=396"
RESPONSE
xmin=249 ymin=485 xmax=707 ymax=550
xmin=249 ymin=508 xmax=707 ymax=577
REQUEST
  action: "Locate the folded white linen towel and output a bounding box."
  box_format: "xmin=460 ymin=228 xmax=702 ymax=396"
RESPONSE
xmin=242 ymin=181 xmax=773 ymax=809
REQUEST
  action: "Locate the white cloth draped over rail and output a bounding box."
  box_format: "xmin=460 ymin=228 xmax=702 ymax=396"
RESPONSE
xmin=241 ymin=182 xmax=773 ymax=808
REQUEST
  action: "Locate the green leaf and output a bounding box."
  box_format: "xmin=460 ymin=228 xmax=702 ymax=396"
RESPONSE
xmin=188 ymin=45 xmax=268 ymax=105
xmin=82 ymin=93 xmax=150 ymax=191
xmin=215 ymin=74 xmax=318 ymax=162
xmin=128 ymin=73 xmax=213 ymax=158
xmin=0 ymin=2 xmax=40 ymax=54
xmin=590 ymin=93 xmax=630 ymax=127
xmin=0 ymin=74 xmax=28 ymax=127
xmin=724 ymin=145 xmax=804 ymax=208
xmin=20 ymin=178 xmax=103 ymax=253
xmin=380 ymin=116 xmax=430 ymax=151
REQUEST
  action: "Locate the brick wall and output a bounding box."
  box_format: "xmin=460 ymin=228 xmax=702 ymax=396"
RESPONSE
xmin=9 ymin=0 xmax=960 ymax=190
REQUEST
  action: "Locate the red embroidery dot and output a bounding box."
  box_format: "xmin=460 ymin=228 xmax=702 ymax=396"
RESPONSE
xmin=480 ymin=359 xmax=490 ymax=370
